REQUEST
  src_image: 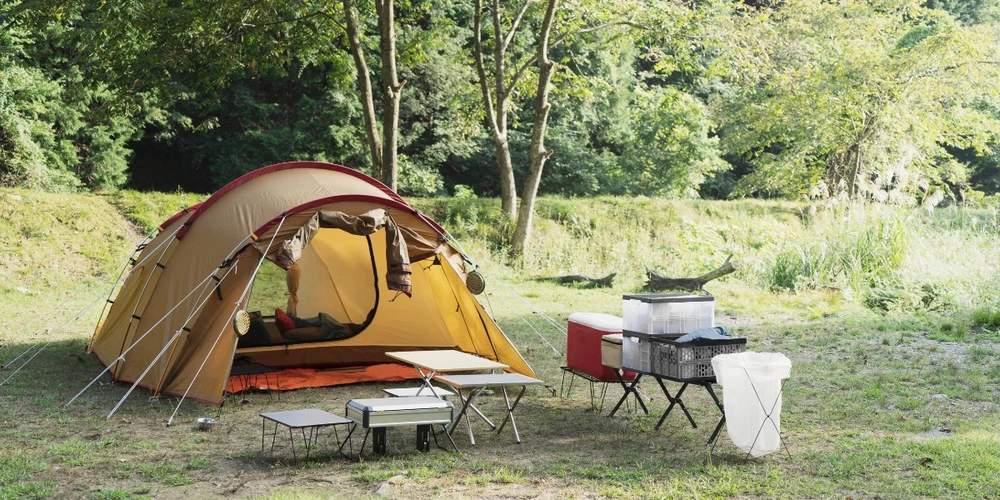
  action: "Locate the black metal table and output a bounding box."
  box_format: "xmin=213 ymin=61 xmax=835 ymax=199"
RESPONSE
xmin=260 ymin=409 xmax=352 ymax=461
xmin=650 ymin=374 xmax=725 ymax=445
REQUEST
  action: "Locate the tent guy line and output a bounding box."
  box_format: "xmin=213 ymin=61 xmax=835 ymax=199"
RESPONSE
xmin=167 ymin=215 xmax=288 ymax=425
xmin=441 ymin=233 xmax=567 ymax=355
xmin=65 ymin=234 xmax=252 ymax=409
xmin=0 ymin=227 xmax=158 ymax=389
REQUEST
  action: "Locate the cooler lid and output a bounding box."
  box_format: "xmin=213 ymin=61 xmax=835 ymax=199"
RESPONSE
xmin=567 ymin=312 xmax=622 ymax=332
xmin=601 ymin=333 xmax=623 ymax=345
xmin=622 ymin=293 xmax=714 ymax=303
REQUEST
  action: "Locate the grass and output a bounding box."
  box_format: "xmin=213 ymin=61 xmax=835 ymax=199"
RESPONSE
xmin=2 ymin=187 xmax=1000 ymax=498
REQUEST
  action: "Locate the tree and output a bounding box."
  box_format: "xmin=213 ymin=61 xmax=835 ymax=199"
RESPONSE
xmin=510 ymin=0 xmax=558 ymax=255
xmin=713 ymin=0 xmax=1000 ymax=201
xmin=343 ymin=0 xmax=406 ymax=190
xmin=472 ymin=0 xmax=644 ymax=253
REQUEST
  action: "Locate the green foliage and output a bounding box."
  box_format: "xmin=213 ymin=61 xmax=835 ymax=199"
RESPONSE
xmin=102 ymin=190 xmax=205 ymax=234
xmin=714 ymin=0 xmax=1000 ymax=200
xmin=970 ymin=305 xmax=1000 ymax=327
xmin=924 ymin=0 xmax=1000 ymax=24
xmin=621 ymin=86 xmax=728 ymax=197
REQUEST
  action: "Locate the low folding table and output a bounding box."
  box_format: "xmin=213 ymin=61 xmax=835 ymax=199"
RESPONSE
xmin=434 ymin=373 xmax=544 ymax=444
xmin=259 ymin=408 xmax=352 ymax=461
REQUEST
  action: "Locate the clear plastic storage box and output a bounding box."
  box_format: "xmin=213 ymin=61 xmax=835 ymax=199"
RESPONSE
xmin=622 ymin=294 xmax=715 ymax=334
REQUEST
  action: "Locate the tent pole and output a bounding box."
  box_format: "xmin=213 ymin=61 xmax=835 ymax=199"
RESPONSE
xmin=168 ymin=219 xmax=287 ymax=424
xmin=106 ymin=328 xmax=185 ymax=420
xmin=64 ymin=258 xmax=243 ymax=407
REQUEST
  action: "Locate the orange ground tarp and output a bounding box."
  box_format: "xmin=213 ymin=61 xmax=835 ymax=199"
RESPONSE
xmin=226 ymin=363 xmax=422 ymax=393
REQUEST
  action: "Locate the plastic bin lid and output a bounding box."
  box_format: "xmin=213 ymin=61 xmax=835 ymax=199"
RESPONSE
xmin=622 ymin=293 xmax=714 ymax=303
xmin=622 ymin=330 xmax=683 ymax=340
xmin=567 ymin=312 xmax=623 ymax=332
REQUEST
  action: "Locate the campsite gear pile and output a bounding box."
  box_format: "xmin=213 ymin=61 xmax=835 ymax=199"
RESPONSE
xmin=82 ymin=161 xmax=535 ymax=419
xmin=619 ymin=294 xmax=746 ymax=380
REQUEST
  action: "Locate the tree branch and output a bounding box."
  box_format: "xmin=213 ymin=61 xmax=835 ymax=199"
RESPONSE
xmin=474 ymin=0 xmax=501 ymax=139
xmin=505 ymin=20 xmax=647 ymax=99
xmin=502 ymin=0 xmax=533 ymax=55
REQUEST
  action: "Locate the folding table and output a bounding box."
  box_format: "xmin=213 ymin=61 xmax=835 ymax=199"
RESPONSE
xmin=259 ymin=408 xmax=352 ymax=461
xmin=650 ymin=374 xmax=725 ymax=444
xmin=434 ymin=373 xmax=543 ymax=444
xmin=385 ymin=350 xmax=509 ymax=397
xmin=385 ymin=350 xmax=509 ymax=442
xmin=231 ymin=362 xmax=281 ymax=401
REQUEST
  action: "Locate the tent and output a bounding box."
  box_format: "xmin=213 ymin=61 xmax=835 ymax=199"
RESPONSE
xmin=89 ymin=161 xmax=534 ymax=405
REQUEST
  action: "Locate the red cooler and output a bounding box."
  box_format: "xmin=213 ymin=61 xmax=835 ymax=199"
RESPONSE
xmin=567 ymin=313 xmax=636 ymax=381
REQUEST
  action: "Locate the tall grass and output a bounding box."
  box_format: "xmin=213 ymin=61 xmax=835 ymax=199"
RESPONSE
xmin=415 ymin=196 xmax=1000 ymax=317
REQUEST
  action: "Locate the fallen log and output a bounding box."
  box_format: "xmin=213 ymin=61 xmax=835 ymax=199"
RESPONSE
xmin=533 ymin=273 xmax=616 ymax=288
xmin=645 ymin=255 xmax=736 ymax=292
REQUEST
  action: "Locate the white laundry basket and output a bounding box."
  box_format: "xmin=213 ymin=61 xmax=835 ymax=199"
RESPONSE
xmin=711 ymin=352 xmax=791 ymax=457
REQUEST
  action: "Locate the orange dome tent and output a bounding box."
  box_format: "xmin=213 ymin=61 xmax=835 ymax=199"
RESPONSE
xmin=89 ymin=161 xmax=534 ymax=405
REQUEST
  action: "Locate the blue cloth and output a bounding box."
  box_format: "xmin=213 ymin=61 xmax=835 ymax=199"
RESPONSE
xmin=675 ymin=326 xmax=731 ymax=343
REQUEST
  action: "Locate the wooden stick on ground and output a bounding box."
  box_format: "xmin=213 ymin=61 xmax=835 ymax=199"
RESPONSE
xmin=645 ymin=255 xmax=737 ymax=292
xmin=533 ymin=273 xmax=616 ymax=288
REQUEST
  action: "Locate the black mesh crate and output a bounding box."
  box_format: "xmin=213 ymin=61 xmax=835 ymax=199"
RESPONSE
xmin=649 ymin=337 xmax=747 ymax=381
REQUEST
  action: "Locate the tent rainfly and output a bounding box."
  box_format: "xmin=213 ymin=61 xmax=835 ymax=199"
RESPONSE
xmin=88 ymin=161 xmax=535 ymax=405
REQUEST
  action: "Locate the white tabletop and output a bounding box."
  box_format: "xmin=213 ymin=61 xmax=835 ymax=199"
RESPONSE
xmin=385 ymin=349 xmax=508 ymax=372
xmin=434 ymin=373 xmax=543 ymax=389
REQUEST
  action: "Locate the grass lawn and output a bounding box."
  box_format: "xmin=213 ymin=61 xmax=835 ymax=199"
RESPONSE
xmin=2 ymin=189 xmax=999 ymax=499
xmin=2 ymin=281 xmax=999 ymax=500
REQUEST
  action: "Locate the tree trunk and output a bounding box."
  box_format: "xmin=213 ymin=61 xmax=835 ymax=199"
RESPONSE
xmin=343 ymin=0 xmax=383 ymax=180
xmin=511 ymin=0 xmax=558 ymax=256
xmin=474 ymin=0 xmax=518 ymax=220
xmin=377 ymin=0 xmax=403 ymax=191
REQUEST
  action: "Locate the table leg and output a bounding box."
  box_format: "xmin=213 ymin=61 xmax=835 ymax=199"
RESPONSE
xmin=288 ymin=426 xmax=297 ymax=462
xmin=416 ymin=424 xmax=430 ymax=452
xmin=412 ymin=365 xmax=441 ymax=398
xmin=373 ymin=427 xmax=387 ymax=455
xmin=654 ymin=379 xmax=697 ymax=430
xmin=338 ymin=423 xmax=357 ymax=457
xmin=609 ymin=373 xmax=646 ymax=417
xmin=497 ymin=386 xmax=527 ymax=443
xmin=703 ymin=383 xmax=726 ymax=445
xmin=449 ymin=388 xmax=485 ymax=445
xmin=270 ymin=421 xmax=280 ymax=455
